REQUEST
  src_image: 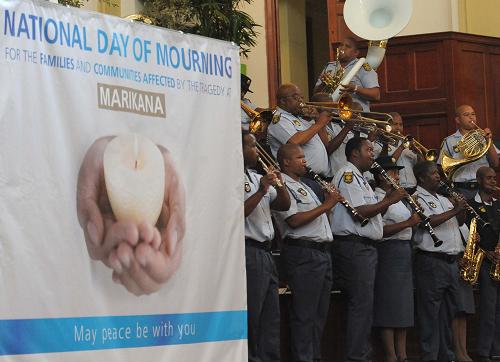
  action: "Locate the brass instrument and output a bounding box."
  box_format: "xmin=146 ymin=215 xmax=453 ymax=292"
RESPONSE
xmin=378 ymin=130 xmax=439 ymax=161
xmin=371 ymin=162 xmax=443 ymax=247
xmin=240 ymin=101 xmax=273 ymax=135
xmin=317 ymin=48 xmax=345 ymax=95
xmin=460 ymin=218 xmax=485 ymax=284
xmin=490 ymin=235 xmax=500 ymax=281
xmin=306 ymin=168 xmax=369 ymax=226
xmin=441 ymin=124 xmax=492 ymax=179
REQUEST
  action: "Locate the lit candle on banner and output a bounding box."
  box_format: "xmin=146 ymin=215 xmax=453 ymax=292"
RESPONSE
xmin=103 ymin=134 xmax=165 ymax=225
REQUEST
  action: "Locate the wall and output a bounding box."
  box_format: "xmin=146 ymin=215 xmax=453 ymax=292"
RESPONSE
xmin=458 ymin=0 xmax=500 ymax=38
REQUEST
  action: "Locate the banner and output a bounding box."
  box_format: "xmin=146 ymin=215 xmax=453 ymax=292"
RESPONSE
xmin=0 ymin=0 xmax=246 ymax=360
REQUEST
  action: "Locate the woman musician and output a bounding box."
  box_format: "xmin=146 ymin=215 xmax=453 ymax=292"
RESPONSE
xmin=370 ymin=156 xmax=422 ymax=362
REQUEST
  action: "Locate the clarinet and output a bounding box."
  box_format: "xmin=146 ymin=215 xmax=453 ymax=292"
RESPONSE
xmin=439 ymin=181 xmax=490 ymax=228
xmin=306 ymin=168 xmax=369 ymax=227
xmin=371 ymin=162 xmax=443 ymax=247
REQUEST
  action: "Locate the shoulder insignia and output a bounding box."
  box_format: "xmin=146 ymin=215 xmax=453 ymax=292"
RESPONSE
xmin=272 ymin=111 xmax=281 ymax=124
xmin=244 ymin=182 xmax=251 ymax=193
xmin=362 ymin=63 xmax=372 ymax=71
xmin=429 ymin=201 xmax=437 ymax=209
xmin=479 ymin=206 xmax=487 ymax=213
xmin=297 ymin=188 xmax=308 ymax=196
xmin=293 ymin=119 xmax=301 ymax=127
xmin=343 ymin=171 xmax=353 ymax=184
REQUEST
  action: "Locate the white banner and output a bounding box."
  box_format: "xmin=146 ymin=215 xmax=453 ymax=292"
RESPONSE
xmin=0 ymin=0 xmax=246 ymax=360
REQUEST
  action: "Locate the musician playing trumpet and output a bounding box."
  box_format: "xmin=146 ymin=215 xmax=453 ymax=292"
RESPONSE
xmin=438 ymin=104 xmax=500 ymax=199
xmin=313 ymin=37 xmax=380 ymax=111
xmin=242 ymin=130 xmax=290 ymax=362
xmin=466 ymin=166 xmax=500 ymax=360
xmin=370 ymin=156 xmax=422 ymax=362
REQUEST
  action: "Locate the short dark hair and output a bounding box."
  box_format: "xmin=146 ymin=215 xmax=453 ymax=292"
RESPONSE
xmin=413 ymin=161 xmax=436 ymax=184
xmin=277 ymin=143 xmax=300 ymax=167
xmin=345 ymin=136 xmax=367 ymax=160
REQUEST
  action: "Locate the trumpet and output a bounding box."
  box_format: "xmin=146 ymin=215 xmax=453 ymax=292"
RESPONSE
xmin=371 ymin=162 xmax=443 ymax=247
xmin=378 ymin=130 xmax=439 ymax=161
xmin=240 ymin=100 xmax=273 ymax=135
xmin=306 ymin=168 xmax=369 ymax=226
xmin=439 ymin=181 xmax=490 ymax=228
xmin=255 ymin=141 xmax=282 ymax=189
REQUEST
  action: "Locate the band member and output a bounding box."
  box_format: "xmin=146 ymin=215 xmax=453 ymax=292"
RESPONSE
xmin=371 ymin=156 xmax=421 ymax=362
xmin=241 ymin=73 xmax=257 ymax=131
xmin=267 ymin=83 xmax=332 ymax=178
xmin=412 ymin=161 xmax=467 ymax=361
xmin=331 ymin=137 xmax=405 ymax=361
xmin=273 ymin=143 xmax=341 ymax=362
xmin=243 ymin=130 xmax=291 ymax=362
xmin=313 ymin=37 xmax=380 ymax=111
xmin=382 ymin=112 xmax=421 ymax=194
xmin=437 ymin=104 xmax=499 ymax=199
xmin=467 ymin=166 xmax=500 ymax=360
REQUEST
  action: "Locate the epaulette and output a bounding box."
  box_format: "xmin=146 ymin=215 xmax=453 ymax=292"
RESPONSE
xmin=272 ymin=110 xmax=281 ymax=124
xmin=362 ymin=63 xmax=372 ymax=71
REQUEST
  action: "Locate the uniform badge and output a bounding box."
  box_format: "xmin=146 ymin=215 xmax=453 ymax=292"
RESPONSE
xmin=293 ymin=119 xmax=301 ymax=127
xmin=429 ymin=201 xmax=437 ymax=209
xmin=297 ymin=188 xmax=308 ymax=196
xmin=362 ymin=63 xmax=372 ymax=71
xmin=343 ymin=171 xmax=353 ymax=184
xmin=479 ymin=207 xmax=487 ymax=213
xmin=244 ymin=182 xmax=251 ymax=193
xmin=272 ymin=111 xmax=281 ymax=124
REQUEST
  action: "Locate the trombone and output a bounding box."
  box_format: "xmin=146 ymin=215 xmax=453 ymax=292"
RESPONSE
xmin=377 ymin=130 xmax=439 ymax=161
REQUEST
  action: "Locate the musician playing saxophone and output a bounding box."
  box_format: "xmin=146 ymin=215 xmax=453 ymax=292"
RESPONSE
xmin=437 ymin=104 xmax=500 ymax=199
xmin=313 ymin=37 xmax=380 ymax=111
xmin=466 ymin=166 xmax=500 ymax=360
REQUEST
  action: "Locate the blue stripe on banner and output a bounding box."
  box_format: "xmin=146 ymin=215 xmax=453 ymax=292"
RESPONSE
xmin=0 ymin=310 xmax=247 ymax=356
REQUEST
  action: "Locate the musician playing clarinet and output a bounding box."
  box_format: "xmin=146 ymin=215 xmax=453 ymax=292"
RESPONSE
xmin=467 ymin=166 xmax=500 ymax=361
xmin=242 ymin=130 xmax=290 ymax=362
xmin=330 ymin=137 xmax=405 ymax=361
xmin=412 ymin=160 xmax=468 ymax=361
xmin=370 ymin=156 xmax=422 ymax=362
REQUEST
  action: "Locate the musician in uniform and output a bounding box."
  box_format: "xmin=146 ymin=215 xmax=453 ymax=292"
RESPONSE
xmin=243 ymin=130 xmax=291 ymax=362
xmin=267 ymin=83 xmax=332 ymax=178
xmin=273 ymin=143 xmax=341 ymax=362
xmin=467 ymin=166 xmax=500 ymax=361
xmin=382 ymin=112 xmax=421 ymax=194
xmin=371 ymin=156 xmax=421 ymax=362
xmin=241 ymin=73 xmax=257 ymax=131
xmin=313 ymin=37 xmax=380 ymax=111
xmin=437 ymin=104 xmax=499 ymax=199
xmin=331 ymin=137 xmax=405 ymax=361
xmin=412 ymin=161 xmax=467 ymax=361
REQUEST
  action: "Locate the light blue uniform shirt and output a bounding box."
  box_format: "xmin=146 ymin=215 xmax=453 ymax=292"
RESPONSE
xmin=315 ymin=58 xmax=379 ymax=111
xmin=244 ymin=170 xmax=277 ymax=242
xmin=331 ymin=162 xmax=383 ymax=239
xmin=374 ymin=187 xmax=413 ymax=241
xmin=438 ymin=130 xmax=500 ymax=182
xmin=386 ymin=141 xmax=418 ymax=188
xmin=412 ymin=185 xmax=463 ymax=254
xmin=267 ymin=107 xmax=330 ymax=177
xmin=241 ymin=97 xmax=256 ymax=131
xmin=273 ymin=174 xmax=333 ymax=242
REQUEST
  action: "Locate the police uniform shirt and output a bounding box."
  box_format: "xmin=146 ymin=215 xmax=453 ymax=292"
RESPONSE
xmin=386 ymin=141 xmax=418 ymax=188
xmin=267 ymin=107 xmax=330 ymax=177
xmin=412 ymin=185 xmax=463 ymax=254
xmin=314 ymin=58 xmax=379 ymax=112
xmin=273 ymin=174 xmax=333 ymax=242
xmin=331 ymin=162 xmax=383 ymax=239
xmin=374 ymin=187 xmax=413 ymax=241
xmin=244 ymin=170 xmax=277 ymax=242
xmin=241 ymin=97 xmax=256 ymax=131
xmin=437 ymin=130 xmax=500 ymax=182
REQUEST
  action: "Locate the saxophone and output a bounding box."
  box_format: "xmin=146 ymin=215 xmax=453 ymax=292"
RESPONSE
xmin=490 ymin=234 xmax=500 ymax=281
xmin=460 ymin=218 xmax=486 ymax=284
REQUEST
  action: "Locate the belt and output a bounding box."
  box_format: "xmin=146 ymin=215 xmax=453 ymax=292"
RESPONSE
xmin=417 ymin=249 xmax=459 ymax=263
xmin=284 ymin=237 xmax=331 ymax=252
xmin=245 ymin=238 xmax=272 ymax=252
xmin=333 ymin=234 xmax=377 ymax=245
xmin=453 ymin=181 xmax=478 ymax=190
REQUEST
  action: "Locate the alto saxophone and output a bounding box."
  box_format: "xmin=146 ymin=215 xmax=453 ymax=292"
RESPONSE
xmin=460 ymin=218 xmax=485 ymax=285
xmin=490 ymin=234 xmax=500 ymax=281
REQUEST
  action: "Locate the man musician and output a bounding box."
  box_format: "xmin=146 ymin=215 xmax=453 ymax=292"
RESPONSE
xmin=467 ymin=166 xmax=500 ymax=361
xmin=313 ymin=37 xmax=380 ymax=111
xmin=242 ymin=130 xmax=290 ymax=362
